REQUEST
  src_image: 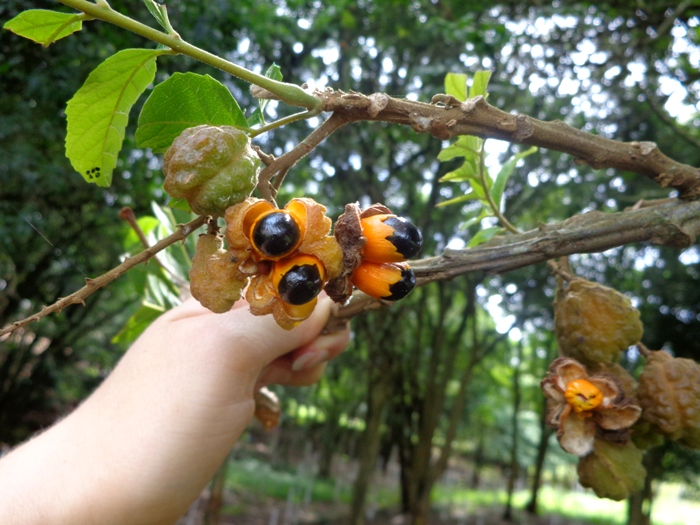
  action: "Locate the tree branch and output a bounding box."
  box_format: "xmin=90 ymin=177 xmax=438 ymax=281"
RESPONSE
xmin=324 ymin=199 xmax=700 ymax=331
xmin=314 ymin=90 xmax=700 ymax=200
xmin=256 ymin=112 xmax=350 ymax=203
xmin=0 ymin=215 xmax=208 ymax=337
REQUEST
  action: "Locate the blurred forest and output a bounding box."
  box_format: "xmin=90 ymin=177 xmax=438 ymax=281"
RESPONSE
xmin=1 ymin=0 xmax=700 ymax=524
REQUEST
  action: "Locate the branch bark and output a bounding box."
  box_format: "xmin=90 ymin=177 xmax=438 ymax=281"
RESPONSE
xmin=0 ymin=215 xmax=208 ymax=337
xmin=316 ymin=90 xmax=700 ymax=200
xmin=325 ymin=199 xmax=700 ymax=331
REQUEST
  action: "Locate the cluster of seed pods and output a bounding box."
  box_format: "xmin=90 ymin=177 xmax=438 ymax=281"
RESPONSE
xmin=189 ymin=198 xmax=423 ymax=330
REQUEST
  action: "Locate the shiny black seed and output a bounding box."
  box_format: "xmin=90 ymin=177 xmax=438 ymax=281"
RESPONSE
xmin=384 ymin=217 xmax=422 ymax=259
xmin=253 ymin=212 xmax=301 ymax=258
xmin=383 ymin=266 xmax=416 ymax=301
xmin=278 ymin=264 xmax=323 ymax=305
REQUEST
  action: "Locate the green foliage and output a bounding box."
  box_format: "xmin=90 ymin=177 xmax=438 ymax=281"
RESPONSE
xmin=437 ymin=70 xmax=538 ymax=245
xmin=136 ymin=72 xmax=248 ymax=153
xmin=3 ymin=9 xmax=83 ymax=47
xmin=113 ymin=202 xmax=195 ymax=345
xmin=142 ymin=0 xmax=176 ymax=35
xmin=246 ymin=63 xmax=284 ymax=127
xmin=65 ymin=48 xmax=163 ymax=187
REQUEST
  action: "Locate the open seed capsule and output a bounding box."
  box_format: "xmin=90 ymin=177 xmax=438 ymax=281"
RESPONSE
xmin=360 ymin=214 xmax=423 ymax=263
xmin=244 ymin=199 xmax=308 ymax=261
xmin=272 ymin=254 xmax=326 ymax=306
xmin=351 ymin=261 xmax=416 ymax=301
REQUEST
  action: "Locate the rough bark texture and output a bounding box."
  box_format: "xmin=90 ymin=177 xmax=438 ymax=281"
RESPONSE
xmin=320 ymin=91 xmax=700 ymax=200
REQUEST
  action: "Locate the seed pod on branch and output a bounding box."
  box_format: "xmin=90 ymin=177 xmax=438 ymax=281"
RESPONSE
xmin=555 ymin=279 xmax=643 ymax=366
xmin=163 ymin=125 xmax=260 ymax=216
xmin=577 ymin=439 xmax=646 ymax=501
xmin=326 ymin=202 xmax=422 ymax=304
xmin=637 ymin=348 xmax=700 ymax=449
xmin=190 ymin=231 xmax=248 ymax=313
xmin=223 ymin=197 xmax=343 ymax=330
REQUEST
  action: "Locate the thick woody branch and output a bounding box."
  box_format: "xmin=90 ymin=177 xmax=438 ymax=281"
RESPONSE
xmin=324 ymin=199 xmax=700 ymax=331
xmin=315 ymin=90 xmax=700 ymax=200
xmin=0 ymin=215 xmax=208 ymax=337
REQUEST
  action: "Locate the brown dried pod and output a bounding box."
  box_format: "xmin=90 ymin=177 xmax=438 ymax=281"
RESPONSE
xmin=189 ymin=232 xmax=248 ymax=313
xmin=163 ymin=125 xmax=260 ymax=216
xmin=587 ymin=362 xmax=638 ymax=399
xmin=577 ymin=439 xmax=646 ymax=501
xmin=541 ymin=357 xmax=642 ymax=457
xmin=254 ymin=387 xmax=281 ymax=430
xmin=555 ymin=279 xmax=643 ymax=366
xmin=637 ymin=349 xmax=700 ymax=449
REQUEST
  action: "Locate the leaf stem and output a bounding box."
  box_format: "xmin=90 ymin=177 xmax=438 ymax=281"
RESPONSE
xmin=478 ymin=140 xmax=521 ymax=235
xmin=56 ymin=0 xmax=323 ymax=113
xmin=249 ymin=110 xmax=317 ymax=138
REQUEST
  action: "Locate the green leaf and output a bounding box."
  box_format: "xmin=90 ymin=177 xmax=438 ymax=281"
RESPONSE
xmin=258 ymin=63 xmax=284 ymax=121
xmin=469 ymin=70 xmax=492 ymax=99
xmin=136 ymin=72 xmax=248 ymax=153
xmin=444 ymin=72 xmax=468 ymax=102
xmin=168 ymin=197 xmax=192 ymax=213
xmin=264 ymin=63 xmax=283 ymax=83
xmin=460 ymin=209 xmax=489 ymax=230
xmin=142 ymin=0 xmax=173 ymax=33
xmin=247 ymin=107 xmax=265 ymax=128
xmin=66 ymin=49 xmax=162 ymax=187
xmin=435 ymin=192 xmax=482 ymax=208
xmin=467 ymin=226 xmax=503 ymax=248
xmin=112 ymin=301 xmax=165 ymax=346
xmin=439 ymin=162 xmax=479 ymax=183
xmin=3 ymin=9 xmax=83 ymax=47
xmin=438 ymin=135 xmax=481 ymax=162
xmin=490 ymin=146 xmax=538 ymax=209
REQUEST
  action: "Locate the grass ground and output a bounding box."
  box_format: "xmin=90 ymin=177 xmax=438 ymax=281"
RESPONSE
xmin=223 ymin=457 xmax=700 ymax=524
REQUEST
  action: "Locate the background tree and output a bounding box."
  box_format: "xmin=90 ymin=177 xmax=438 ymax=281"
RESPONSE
xmin=2 ymin=1 xmax=700 ymax=525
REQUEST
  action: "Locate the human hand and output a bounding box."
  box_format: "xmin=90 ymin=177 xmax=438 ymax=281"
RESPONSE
xmin=0 ymin=295 xmax=350 ymax=525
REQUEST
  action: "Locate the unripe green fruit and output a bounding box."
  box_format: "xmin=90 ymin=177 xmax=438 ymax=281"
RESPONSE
xmin=577 ymin=440 xmax=645 ymax=501
xmin=555 ymin=279 xmax=643 ymax=366
xmin=163 ymin=125 xmax=260 ymax=216
xmin=637 ymin=350 xmax=700 ymax=449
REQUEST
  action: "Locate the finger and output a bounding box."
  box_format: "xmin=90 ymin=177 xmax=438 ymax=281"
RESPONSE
xmin=288 ymin=327 xmax=351 ymax=372
xmin=160 ymin=294 xmax=336 ymax=371
xmin=257 ymin=360 xmax=329 ymax=388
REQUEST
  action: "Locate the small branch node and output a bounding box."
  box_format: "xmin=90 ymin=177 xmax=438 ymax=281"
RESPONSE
xmin=367 ymin=92 xmax=389 ymax=117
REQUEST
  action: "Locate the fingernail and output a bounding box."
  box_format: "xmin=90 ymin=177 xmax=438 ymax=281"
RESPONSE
xmin=292 ymin=349 xmax=329 ymax=372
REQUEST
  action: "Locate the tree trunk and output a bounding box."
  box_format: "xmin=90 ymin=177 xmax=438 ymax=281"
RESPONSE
xmin=470 ymin=428 xmax=485 ymax=489
xmin=525 ymin=408 xmax=552 ymax=515
xmin=203 ymin=453 xmax=229 ymax=525
xmin=627 ymin=470 xmax=653 ymax=525
xmin=503 ymin=339 xmax=523 ymax=522
xmin=349 ymin=371 xmax=391 ymax=525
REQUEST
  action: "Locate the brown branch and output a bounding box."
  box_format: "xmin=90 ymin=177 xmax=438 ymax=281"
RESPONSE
xmin=324 ymin=199 xmax=700 ymax=331
xmin=311 ymin=90 xmax=700 ymax=200
xmin=255 ymin=112 xmax=350 ymax=203
xmin=0 ymin=215 xmax=208 ymax=337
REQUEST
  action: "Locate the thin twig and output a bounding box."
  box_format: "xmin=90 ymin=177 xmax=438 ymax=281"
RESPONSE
xmin=119 ymin=207 xmax=190 ymax=289
xmin=0 ymin=215 xmax=208 ymax=337
xmin=255 ymin=112 xmax=350 ymax=203
xmin=478 ymin=140 xmax=521 ymax=234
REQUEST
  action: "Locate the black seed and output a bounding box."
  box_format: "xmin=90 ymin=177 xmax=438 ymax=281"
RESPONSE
xmin=384 ymin=267 xmax=416 ymax=301
xmin=278 ymin=264 xmax=323 ymax=305
xmin=253 ymin=212 xmax=301 ymax=258
xmin=384 ymin=217 xmax=422 ymax=259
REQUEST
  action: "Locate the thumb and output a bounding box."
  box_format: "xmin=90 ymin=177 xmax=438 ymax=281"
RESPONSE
xmin=166 ymin=294 xmax=335 ymax=372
